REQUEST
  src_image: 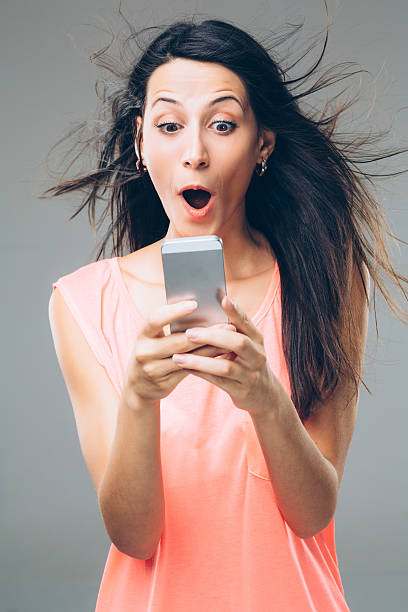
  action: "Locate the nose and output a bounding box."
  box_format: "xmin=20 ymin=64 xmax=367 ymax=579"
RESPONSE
xmin=181 ymin=128 xmax=209 ymax=169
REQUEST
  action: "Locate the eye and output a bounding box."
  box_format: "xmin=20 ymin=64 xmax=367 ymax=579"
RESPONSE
xmin=213 ymin=120 xmax=237 ymax=133
xmin=154 ymin=120 xmax=237 ymax=134
xmin=154 ymin=122 xmax=179 ymax=134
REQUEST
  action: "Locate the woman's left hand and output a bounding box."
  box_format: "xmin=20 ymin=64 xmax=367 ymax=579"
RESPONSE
xmin=172 ymin=295 xmax=278 ymax=417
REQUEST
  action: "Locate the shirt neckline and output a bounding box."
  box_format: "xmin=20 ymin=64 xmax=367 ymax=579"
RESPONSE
xmin=110 ymin=254 xmax=280 ymax=326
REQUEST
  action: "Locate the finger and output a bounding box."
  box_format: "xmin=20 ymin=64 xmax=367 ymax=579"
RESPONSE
xmin=142 ymin=300 xmax=198 ymax=338
xmin=141 ymin=354 xmax=191 ymax=379
xmin=139 ymin=323 xmax=237 ymax=362
xmin=188 ymin=344 xmax=232 ymax=358
xmin=143 ymin=344 xmax=230 ymax=381
xmin=172 ymin=352 xmax=241 ymax=380
xmin=178 ymin=368 xmax=241 ymax=396
xmin=213 ymin=323 xmax=237 ymax=331
xmin=183 ymin=327 xmax=255 ymax=364
xmin=185 ymin=325 xmax=236 ymax=358
xmin=221 ymin=295 xmax=264 ymax=345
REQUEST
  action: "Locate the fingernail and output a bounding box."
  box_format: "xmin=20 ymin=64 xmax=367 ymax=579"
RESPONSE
xmin=184 ymin=300 xmax=198 ymax=309
xmin=185 ymin=328 xmax=199 ymax=338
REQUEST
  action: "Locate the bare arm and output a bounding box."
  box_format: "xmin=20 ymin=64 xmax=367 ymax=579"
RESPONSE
xmin=250 ymin=393 xmax=339 ymax=539
xmin=98 ymin=390 xmax=165 ymax=560
xmin=49 ymin=288 xmax=232 ymax=559
xmin=49 ymin=287 xmax=165 ymax=559
xmin=250 ymin=262 xmax=369 ymax=539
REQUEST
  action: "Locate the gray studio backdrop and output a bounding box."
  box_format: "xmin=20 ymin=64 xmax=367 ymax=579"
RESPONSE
xmin=2 ymin=1 xmax=407 ymax=610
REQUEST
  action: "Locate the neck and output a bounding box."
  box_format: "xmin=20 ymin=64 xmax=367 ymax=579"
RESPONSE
xmin=160 ymin=224 xmax=273 ymax=282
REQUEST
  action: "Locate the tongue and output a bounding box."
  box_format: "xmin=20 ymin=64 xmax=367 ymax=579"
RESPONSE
xmin=183 ymin=189 xmax=211 ymax=209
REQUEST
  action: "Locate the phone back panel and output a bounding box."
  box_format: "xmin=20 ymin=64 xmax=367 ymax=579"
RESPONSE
xmin=161 ymin=235 xmax=228 ymax=332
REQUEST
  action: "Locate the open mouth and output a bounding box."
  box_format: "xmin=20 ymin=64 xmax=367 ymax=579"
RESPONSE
xmin=182 ymin=189 xmax=212 ymax=209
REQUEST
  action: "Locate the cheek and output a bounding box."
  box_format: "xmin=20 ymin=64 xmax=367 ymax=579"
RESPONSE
xmin=149 ymin=171 xmax=172 ymax=199
xmin=226 ymin=142 xmax=257 ymax=173
xmin=227 ymin=156 xmax=255 ymax=188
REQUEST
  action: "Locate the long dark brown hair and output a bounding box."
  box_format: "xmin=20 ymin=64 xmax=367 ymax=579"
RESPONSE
xmin=39 ymin=5 xmax=408 ymax=421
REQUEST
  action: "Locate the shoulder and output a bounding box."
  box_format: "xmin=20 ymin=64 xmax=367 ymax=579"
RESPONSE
xmin=49 ymin=257 xmax=115 ymax=367
xmin=54 ymin=257 xmax=112 ymax=287
xmin=50 ymin=257 xmax=114 ymax=331
xmin=51 ymin=257 xmax=114 ymax=307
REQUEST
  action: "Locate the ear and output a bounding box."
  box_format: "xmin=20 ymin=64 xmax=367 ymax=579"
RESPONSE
xmin=257 ymin=128 xmax=276 ymax=164
xmin=134 ymin=115 xmax=144 ymax=159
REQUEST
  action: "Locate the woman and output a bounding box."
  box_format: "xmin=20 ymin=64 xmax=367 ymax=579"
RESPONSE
xmin=45 ymin=12 xmax=407 ymax=612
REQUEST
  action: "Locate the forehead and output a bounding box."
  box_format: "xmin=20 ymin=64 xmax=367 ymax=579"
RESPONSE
xmin=146 ymin=58 xmax=247 ymax=105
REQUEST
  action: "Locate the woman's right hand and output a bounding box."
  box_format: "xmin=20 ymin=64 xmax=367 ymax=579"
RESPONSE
xmin=124 ymin=300 xmax=235 ymax=404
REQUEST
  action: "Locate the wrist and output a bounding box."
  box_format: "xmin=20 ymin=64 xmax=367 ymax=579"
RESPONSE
xmin=250 ymin=403 xmax=277 ymax=423
xmin=121 ymin=383 xmax=160 ymax=414
xmin=250 ymin=378 xmax=286 ymax=423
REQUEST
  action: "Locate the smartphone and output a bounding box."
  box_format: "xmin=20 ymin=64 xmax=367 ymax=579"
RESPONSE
xmin=161 ymin=234 xmax=229 ymax=333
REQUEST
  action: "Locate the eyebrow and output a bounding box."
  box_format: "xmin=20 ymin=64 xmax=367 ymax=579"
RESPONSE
xmin=151 ymin=95 xmax=245 ymax=112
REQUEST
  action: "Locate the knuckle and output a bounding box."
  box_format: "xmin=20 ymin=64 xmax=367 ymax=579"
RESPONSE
xmin=180 ymin=336 xmax=193 ymax=351
xmin=252 ymin=370 xmax=262 ymax=386
xmin=236 ymin=387 xmax=247 ymax=400
xmin=237 ymin=335 xmax=248 ymax=351
xmin=134 ymin=351 xmax=145 ymax=364
xmin=258 ymin=352 xmax=267 ymax=367
xmin=257 ymin=332 xmax=265 ymax=346
xmin=146 ymin=311 xmax=162 ymax=330
xmin=221 ymin=361 xmax=233 ymax=376
xmin=134 ymin=344 xmax=150 ymax=363
xmin=143 ymin=318 xmax=155 ymax=335
xmin=141 ymin=361 xmax=156 ymax=380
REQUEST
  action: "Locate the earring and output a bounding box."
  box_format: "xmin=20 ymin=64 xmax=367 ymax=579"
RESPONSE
xmin=136 ymin=158 xmax=147 ymax=173
xmin=256 ymin=157 xmax=268 ymax=177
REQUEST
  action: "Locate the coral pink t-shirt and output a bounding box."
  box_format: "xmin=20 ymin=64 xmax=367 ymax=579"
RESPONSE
xmin=52 ymin=256 xmax=351 ymax=611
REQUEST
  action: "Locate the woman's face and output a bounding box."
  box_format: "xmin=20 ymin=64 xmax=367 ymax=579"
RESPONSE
xmin=135 ymin=58 xmax=274 ymax=239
